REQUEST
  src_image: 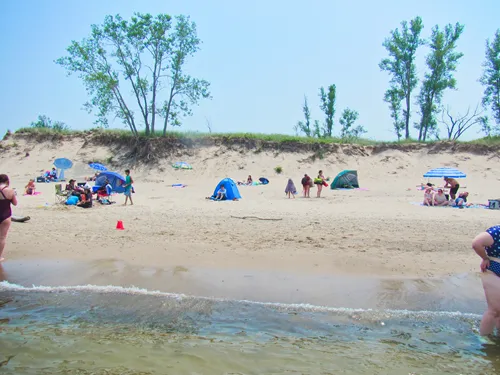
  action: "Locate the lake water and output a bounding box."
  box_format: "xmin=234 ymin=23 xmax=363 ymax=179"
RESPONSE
xmin=1 ymin=260 xmax=499 ymax=374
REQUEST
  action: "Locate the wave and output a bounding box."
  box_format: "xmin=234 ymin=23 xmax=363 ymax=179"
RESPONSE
xmin=0 ymin=280 xmax=482 ymax=320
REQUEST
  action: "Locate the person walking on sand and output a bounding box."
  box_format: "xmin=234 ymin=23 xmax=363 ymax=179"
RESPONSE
xmin=0 ymin=174 xmax=18 ymax=262
xmin=285 ymin=178 xmax=297 ymax=199
xmin=444 ymin=177 xmax=460 ymax=200
xmin=301 ymin=174 xmax=311 ymax=198
xmin=472 ymin=226 xmax=500 ymax=336
xmin=123 ymin=169 xmax=134 ymax=206
xmin=314 ymin=170 xmax=326 ymax=198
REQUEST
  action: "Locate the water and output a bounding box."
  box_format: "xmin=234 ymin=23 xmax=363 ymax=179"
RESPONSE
xmin=1 ymin=261 xmax=500 ymax=374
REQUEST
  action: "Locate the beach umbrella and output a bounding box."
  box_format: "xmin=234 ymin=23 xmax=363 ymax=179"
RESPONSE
xmin=172 ymin=161 xmax=192 ymax=170
xmin=88 ymin=162 xmax=108 ymax=172
xmin=423 ymin=167 xmax=467 ymax=178
xmin=53 ymin=157 xmax=73 ymax=181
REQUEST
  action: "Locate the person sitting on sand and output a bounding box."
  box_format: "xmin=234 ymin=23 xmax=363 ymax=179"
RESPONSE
xmin=215 ymin=184 xmax=226 ymax=201
xmin=66 ymin=179 xmax=84 ymax=196
xmin=301 ymin=174 xmax=311 ymax=198
xmin=423 ymin=185 xmax=434 ymax=206
xmin=247 ymin=175 xmax=253 ymax=185
xmin=46 ymin=167 xmax=57 ymax=180
xmin=433 ymin=188 xmax=449 ymax=206
xmin=77 ymin=188 xmax=93 ymax=208
xmin=454 ymin=192 xmax=469 ymax=208
xmin=444 ymin=177 xmax=460 ymax=200
xmin=285 ymin=178 xmax=297 ymax=199
xmin=24 ymin=179 xmax=36 ymax=195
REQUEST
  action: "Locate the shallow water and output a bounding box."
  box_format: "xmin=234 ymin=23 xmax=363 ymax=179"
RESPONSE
xmin=1 ymin=260 xmax=499 ymax=374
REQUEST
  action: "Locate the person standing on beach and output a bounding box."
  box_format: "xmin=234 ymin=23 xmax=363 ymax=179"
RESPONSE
xmin=472 ymin=226 xmax=500 ymax=336
xmin=123 ymin=169 xmax=134 ymax=206
xmin=315 ymin=170 xmax=326 ymax=198
xmin=301 ymin=174 xmax=311 ymax=198
xmin=0 ymin=174 xmax=18 ymax=262
xmin=444 ymin=177 xmax=459 ymax=200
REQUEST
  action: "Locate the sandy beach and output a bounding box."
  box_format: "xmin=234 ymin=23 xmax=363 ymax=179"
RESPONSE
xmin=1 ymin=135 xmax=499 ymax=285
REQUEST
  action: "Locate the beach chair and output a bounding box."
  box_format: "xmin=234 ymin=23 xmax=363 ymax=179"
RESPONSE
xmin=54 ymin=184 xmax=69 ymax=204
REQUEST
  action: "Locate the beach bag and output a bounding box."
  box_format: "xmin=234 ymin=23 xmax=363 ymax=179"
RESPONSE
xmin=66 ymin=196 xmax=79 ymax=206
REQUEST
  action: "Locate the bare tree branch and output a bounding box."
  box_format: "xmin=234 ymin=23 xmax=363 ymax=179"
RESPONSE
xmin=439 ymin=104 xmax=484 ymax=140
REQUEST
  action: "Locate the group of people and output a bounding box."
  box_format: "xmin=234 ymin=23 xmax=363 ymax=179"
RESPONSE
xmin=287 ymin=170 xmax=328 ymax=199
xmin=422 ymin=177 xmax=469 ymax=207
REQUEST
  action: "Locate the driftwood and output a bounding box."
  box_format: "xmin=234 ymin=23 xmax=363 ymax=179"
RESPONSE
xmin=230 ymin=215 xmax=282 ymax=221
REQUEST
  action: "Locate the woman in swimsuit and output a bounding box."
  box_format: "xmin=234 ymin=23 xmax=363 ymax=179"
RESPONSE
xmin=315 ymin=170 xmax=326 ymax=198
xmin=433 ymin=189 xmax=449 ymax=206
xmin=423 ymin=186 xmax=434 ymax=206
xmin=0 ymin=174 xmax=18 ymax=262
xmin=472 ymin=226 xmax=500 ymax=335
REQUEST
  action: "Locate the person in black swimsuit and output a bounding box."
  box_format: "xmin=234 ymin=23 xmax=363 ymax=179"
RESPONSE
xmin=0 ymin=174 xmax=18 ymax=262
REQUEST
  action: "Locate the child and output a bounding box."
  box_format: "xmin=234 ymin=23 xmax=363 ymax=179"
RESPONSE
xmin=285 ymin=178 xmax=297 ymax=199
xmin=215 ymin=184 xmax=226 ymax=200
xmin=124 ymin=169 xmax=134 ymax=206
xmin=24 ymin=179 xmax=36 ymax=195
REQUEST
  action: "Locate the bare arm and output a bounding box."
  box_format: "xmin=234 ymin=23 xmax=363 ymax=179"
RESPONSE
xmin=472 ymin=232 xmax=494 ymax=260
xmin=9 ymin=188 xmax=18 ymax=206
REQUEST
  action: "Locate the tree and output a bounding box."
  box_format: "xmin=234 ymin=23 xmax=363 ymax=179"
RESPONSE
xmin=339 ymin=108 xmax=366 ymax=139
xmin=56 ymin=13 xmax=210 ymax=137
xmin=416 ymin=23 xmax=464 ymax=141
xmin=294 ymin=96 xmax=312 ymax=137
xmin=319 ymin=84 xmax=336 ymax=137
xmin=380 ymin=16 xmax=424 ymax=140
xmin=480 ymin=29 xmax=500 ymax=126
xmin=384 ymin=87 xmax=405 ymax=140
xmin=439 ymin=105 xmax=487 ymax=140
xmin=30 ymin=115 xmax=69 ymax=132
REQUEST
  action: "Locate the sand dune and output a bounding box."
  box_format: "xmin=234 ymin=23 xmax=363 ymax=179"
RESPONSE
xmin=1 ymin=134 xmax=499 ymax=279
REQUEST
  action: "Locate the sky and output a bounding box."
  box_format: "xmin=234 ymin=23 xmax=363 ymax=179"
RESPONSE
xmin=1 ymin=0 xmax=499 ymax=141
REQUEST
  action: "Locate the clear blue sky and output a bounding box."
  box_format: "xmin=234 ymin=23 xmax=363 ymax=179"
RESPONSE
xmin=1 ymin=0 xmax=498 ymax=140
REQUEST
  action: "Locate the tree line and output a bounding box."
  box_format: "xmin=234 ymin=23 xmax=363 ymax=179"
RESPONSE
xmin=295 ymin=18 xmax=500 ymax=141
xmin=380 ymin=17 xmax=500 ymax=141
xmin=32 ymin=12 xmax=499 ymax=141
xmin=293 ymin=85 xmax=366 ymax=140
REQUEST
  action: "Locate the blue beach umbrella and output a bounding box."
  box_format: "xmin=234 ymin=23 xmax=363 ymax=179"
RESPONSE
xmin=53 ymin=157 xmax=73 ymax=181
xmin=423 ymin=167 xmax=467 ymax=179
xmin=88 ymin=162 xmax=108 ymax=172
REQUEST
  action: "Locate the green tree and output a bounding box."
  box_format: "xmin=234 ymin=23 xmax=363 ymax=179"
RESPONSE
xmin=417 ymin=23 xmax=464 ymax=141
xmin=480 ymin=29 xmax=500 ymax=126
xmin=56 ymin=13 xmax=210 ymax=137
xmin=319 ymin=84 xmax=336 ymax=137
xmin=380 ymin=16 xmax=424 ymax=140
xmin=30 ymin=115 xmax=69 ymax=132
xmin=384 ymin=88 xmax=405 ymax=140
xmin=294 ymin=96 xmax=312 ymax=137
xmin=339 ymin=108 xmax=366 ymax=139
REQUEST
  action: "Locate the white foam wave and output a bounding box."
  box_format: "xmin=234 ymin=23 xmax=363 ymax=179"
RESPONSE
xmin=0 ymin=281 xmax=482 ymax=319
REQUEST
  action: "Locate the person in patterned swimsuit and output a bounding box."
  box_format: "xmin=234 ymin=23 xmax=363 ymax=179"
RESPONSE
xmin=472 ymin=225 xmax=500 ymax=336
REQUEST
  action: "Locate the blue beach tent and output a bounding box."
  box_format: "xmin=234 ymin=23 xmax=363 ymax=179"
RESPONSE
xmin=94 ymin=171 xmax=126 ymax=194
xmin=212 ymin=178 xmax=241 ymax=200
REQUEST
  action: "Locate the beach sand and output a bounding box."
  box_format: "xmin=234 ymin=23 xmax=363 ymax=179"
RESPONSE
xmin=1 ymin=136 xmax=499 ymax=288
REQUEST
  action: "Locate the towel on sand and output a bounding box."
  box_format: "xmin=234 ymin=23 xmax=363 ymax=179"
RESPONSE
xmin=285 ymin=179 xmax=297 ymax=194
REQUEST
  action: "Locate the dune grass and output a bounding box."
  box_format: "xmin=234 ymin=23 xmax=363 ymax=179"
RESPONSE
xmin=8 ymin=127 xmax=500 ymax=146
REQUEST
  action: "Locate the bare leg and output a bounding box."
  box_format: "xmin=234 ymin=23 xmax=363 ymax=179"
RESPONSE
xmin=0 ymin=218 xmax=12 ymax=262
xmin=317 ymin=185 xmax=322 ymax=198
xmin=480 ymin=272 xmax=500 ymax=335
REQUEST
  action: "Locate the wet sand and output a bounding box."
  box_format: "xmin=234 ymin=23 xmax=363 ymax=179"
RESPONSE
xmin=0 ymin=258 xmax=486 ymax=313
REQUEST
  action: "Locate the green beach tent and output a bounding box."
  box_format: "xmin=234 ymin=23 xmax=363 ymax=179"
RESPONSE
xmin=330 ymin=170 xmax=359 ymax=189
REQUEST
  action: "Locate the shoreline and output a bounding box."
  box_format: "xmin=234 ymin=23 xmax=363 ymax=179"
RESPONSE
xmin=0 ymin=257 xmax=485 ymax=313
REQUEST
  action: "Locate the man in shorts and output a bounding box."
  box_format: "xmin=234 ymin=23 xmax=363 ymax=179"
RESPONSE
xmin=444 ymin=177 xmax=460 ymax=200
